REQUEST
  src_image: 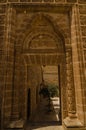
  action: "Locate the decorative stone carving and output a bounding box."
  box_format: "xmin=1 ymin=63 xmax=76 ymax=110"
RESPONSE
xmin=64 ymin=50 xmax=83 ymax=127
xmin=22 ymin=13 xmax=63 ymax=53
xmin=66 ymin=51 xmax=76 ymax=115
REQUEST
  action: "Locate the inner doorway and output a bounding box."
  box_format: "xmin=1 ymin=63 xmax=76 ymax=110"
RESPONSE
xmin=27 ymin=65 xmax=62 ymax=125
xmin=41 ymin=65 xmax=62 ymax=124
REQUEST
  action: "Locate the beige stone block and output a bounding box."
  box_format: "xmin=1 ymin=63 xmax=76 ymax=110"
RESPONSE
xmin=79 ymin=5 xmax=86 ymax=14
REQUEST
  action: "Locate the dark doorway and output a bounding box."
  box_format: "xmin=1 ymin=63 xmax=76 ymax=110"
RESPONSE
xmin=58 ymin=65 xmax=62 ymax=125
xmin=27 ymin=88 xmax=31 ymax=119
xmin=0 ymin=110 xmax=1 ymax=129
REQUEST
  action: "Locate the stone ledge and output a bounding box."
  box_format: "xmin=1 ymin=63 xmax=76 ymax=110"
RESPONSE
xmin=6 ymin=119 xmax=25 ymax=129
xmin=63 ymin=117 xmax=85 ymax=130
xmin=63 ymin=124 xmax=86 ymax=130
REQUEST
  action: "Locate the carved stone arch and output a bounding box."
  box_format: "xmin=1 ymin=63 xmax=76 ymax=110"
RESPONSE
xmin=22 ymin=32 xmax=64 ymax=52
xmin=29 ymin=13 xmax=67 ymax=39
xmin=22 ymin=13 xmax=65 ymax=53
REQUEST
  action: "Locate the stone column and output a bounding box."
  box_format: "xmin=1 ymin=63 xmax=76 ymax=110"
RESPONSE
xmin=2 ymin=5 xmax=17 ymax=126
xmin=66 ymin=50 xmax=76 ymax=116
xmin=64 ymin=50 xmax=82 ymax=127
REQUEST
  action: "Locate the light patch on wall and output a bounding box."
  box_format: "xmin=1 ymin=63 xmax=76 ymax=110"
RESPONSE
xmin=42 ymin=66 xmax=59 ymax=85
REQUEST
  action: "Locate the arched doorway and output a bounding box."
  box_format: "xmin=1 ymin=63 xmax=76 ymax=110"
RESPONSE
xmin=22 ymin=13 xmax=67 ymax=124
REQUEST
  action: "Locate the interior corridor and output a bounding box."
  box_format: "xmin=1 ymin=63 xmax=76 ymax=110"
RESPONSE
xmin=25 ymin=97 xmax=64 ymax=130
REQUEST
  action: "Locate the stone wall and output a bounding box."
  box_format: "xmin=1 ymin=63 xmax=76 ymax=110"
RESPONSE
xmin=3 ymin=7 xmax=16 ymax=126
xmin=0 ymin=0 xmax=77 ymax=4
xmin=0 ymin=4 xmax=6 ymax=113
xmin=78 ymin=3 xmax=86 ymax=125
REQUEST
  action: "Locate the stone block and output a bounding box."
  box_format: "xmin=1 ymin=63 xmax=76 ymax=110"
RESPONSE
xmin=32 ymin=0 xmax=42 ymax=2
xmin=0 ymin=0 xmax=7 ymax=3
xmin=79 ymin=5 xmax=86 ymax=14
xmin=44 ymin=0 xmax=54 ymax=2
xmin=55 ymin=0 xmax=64 ymax=2
xmin=0 ymin=5 xmax=6 ymax=14
xmin=67 ymin=0 xmax=76 ymax=2
xmin=78 ymin=0 xmax=86 ymax=3
xmin=80 ymin=16 xmax=86 ymax=25
xmin=8 ymin=0 xmax=19 ymax=2
xmin=20 ymin=0 xmax=30 ymax=2
xmin=0 ymin=15 xmax=5 ymax=24
xmin=81 ymin=26 xmax=86 ymax=36
xmin=84 ymin=54 xmax=86 ymax=61
xmin=82 ymin=38 xmax=86 ymax=48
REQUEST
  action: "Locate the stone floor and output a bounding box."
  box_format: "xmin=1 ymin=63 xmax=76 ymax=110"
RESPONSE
xmin=25 ymin=97 xmax=64 ymax=130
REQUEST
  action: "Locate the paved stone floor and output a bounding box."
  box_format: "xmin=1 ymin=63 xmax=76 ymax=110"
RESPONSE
xmin=26 ymin=97 xmax=64 ymax=130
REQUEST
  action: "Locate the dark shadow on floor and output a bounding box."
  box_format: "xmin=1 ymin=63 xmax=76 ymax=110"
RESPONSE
xmin=25 ymin=97 xmax=62 ymax=130
xmin=25 ymin=121 xmax=62 ymax=130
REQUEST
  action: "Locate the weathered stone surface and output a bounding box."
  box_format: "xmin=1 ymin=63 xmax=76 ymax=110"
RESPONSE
xmin=44 ymin=0 xmax=54 ymax=2
xmin=55 ymin=0 xmax=65 ymax=2
xmin=20 ymin=0 xmax=30 ymax=2
xmin=79 ymin=5 xmax=86 ymax=14
xmin=32 ymin=0 xmax=42 ymax=2
xmin=8 ymin=0 xmax=19 ymax=2
xmin=0 ymin=0 xmax=7 ymax=3
xmin=80 ymin=16 xmax=86 ymax=25
xmin=81 ymin=26 xmax=86 ymax=36
xmin=67 ymin=0 xmax=76 ymax=2
xmin=0 ymin=3 xmax=86 ymax=129
xmin=82 ymin=38 xmax=86 ymax=48
xmin=0 ymin=5 xmax=6 ymax=14
xmin=84 ymin=51 xmax=86 ymax=60
xmin=0 ymin=15 xmax=5 ymax=24
xmin=78 ymin=0 xmax=86 ymax=3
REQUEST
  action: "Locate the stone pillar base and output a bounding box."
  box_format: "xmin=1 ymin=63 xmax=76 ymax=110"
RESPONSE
xmin=63 ymin=117 xmax=84 ymax=130
xmin=63 ymin=124 xmax=86 ymax=130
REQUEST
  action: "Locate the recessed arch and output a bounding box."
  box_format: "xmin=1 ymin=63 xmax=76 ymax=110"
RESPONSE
xmin=22 ymin=13 xmax=65 ymax=54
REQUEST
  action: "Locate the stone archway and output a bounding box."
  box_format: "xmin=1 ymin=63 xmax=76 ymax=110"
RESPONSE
xmin=21 ymin=11 xmax=83 ymax=128
xmin=22 ymin=13 xmax=67 ymax=124
xmin=3 ymin=4 xmax=84 ymax=130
